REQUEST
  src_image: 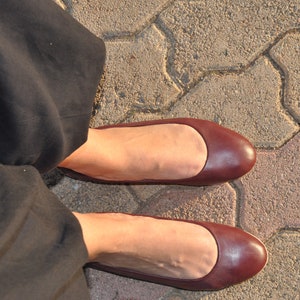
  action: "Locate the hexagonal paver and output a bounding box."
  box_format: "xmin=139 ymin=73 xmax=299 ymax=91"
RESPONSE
xmin=138 ymin=184 xmax=237 ymax=225
xmin=162 ymin=291 xmax=193 ymax=300
xmin=129 ymin=184 xmax=168 ymax=203
xmin=270 ymin=32 xmax=300 ymax=122
xmin=93 ymin=25 xmax=181 ymax=125
xmin=87 ymin=268 xmax=171 ymax=300
xmin=159 ymin=0 xmax=300 ymax=87
xmin=70 ymin=0 xmax=170 ymax=37
xmin=240 ymin=133 xmax=300 ymax=240
xmin=167 ymin=56 xmax=298 ymax=148
xmin=51 ymin=177 xmax=138 ymax=213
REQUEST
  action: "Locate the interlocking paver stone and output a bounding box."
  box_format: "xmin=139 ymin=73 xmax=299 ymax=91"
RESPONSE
xmin=86 ymin=268 xmax=171 ymax=300
xmin=71 ymin=0 xmax=170 ymax=38
xmin=159 ymin=0 xmax=300 ymax=87
xmin=240 ymin=133 xmax=300 ymax=240
xmin=270 ymin=32 xmax=300 ymax=122
xmin=138 ymin=184 xmax=236 ymax=225
xmin=167 ymin=57 xmax=298 ymax=147
xmin=129 ymin=184 xmax=168 ymax=203
xmin=162 ymin=291 xmax=190 ymax=300
xmin=51 ymin=178 xmax=138 ymax=213
xmin=93 ymin=25 xmax=180 ymax=125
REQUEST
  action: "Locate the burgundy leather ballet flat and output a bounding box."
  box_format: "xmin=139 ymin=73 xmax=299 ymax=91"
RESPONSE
xmin=85 ymin=217 xmax=268 ymax=291
xmin=60 ymin=118 xmax=256 ymax=186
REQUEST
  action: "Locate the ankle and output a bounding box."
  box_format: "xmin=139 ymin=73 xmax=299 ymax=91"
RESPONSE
xmin=73 ymin=212 xmax=133 ymax=261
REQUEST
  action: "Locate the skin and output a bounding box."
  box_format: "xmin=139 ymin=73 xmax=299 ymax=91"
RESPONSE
xmin=59 ymin=124 xmax=207 ymax=181
xmin=73 ymin=212 xmax=218 ymax=279
xmin=60 ymin=124 xmax=218 ymax=279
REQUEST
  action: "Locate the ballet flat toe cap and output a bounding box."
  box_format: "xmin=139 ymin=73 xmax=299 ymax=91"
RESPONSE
xmin=187 ymin=222 xmax=268 ymax=290
xmin=86 ymin=219 xmax=267 ymax=291
xmin=178 ymin=118 xmax=256 ymax=185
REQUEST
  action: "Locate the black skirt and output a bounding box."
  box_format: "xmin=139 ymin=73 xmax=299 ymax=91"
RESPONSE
xmin=0 ymin=0 xmax=105 ymax=173
xmin=0 ymin=0 xmax=106 ymax=298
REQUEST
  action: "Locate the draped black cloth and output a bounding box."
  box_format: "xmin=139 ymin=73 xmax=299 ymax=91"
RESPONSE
xmin=0 ymin=0 xmax=106 ymax=298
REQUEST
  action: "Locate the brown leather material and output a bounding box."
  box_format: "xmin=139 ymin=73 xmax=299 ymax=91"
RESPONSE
xmin=85 ymin=217 xmax=268 ymax=291
xmin=60 ymin=118 xmax=256 ymax=185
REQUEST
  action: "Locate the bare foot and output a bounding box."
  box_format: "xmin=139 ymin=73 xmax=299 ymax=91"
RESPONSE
xmin=59 ymin=124 xmax=207 ymax=181
xmin=74 ymin=213 xmax=218 ymax=280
